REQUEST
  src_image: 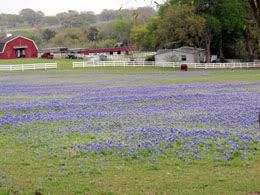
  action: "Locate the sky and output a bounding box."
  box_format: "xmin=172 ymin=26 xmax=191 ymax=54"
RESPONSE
xmin=0 ymin=0 xmax=165 ymax=15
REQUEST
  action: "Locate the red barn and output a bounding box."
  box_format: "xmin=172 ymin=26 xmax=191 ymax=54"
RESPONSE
xmin=0 ymin=36 xmax=38 ymax=59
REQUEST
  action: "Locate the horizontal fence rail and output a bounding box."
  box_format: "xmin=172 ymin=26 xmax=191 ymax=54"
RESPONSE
xmin=0 ymin=63 xmax=57 ymax=71
xmin=73 ymin=61 xmax=156 ymax=68
xmin=73 ymin=61 xmax=260 ymax=69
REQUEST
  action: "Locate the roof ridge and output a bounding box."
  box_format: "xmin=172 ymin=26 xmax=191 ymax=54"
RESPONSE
xmin=0 ymin=35 xmax=18 ymax=43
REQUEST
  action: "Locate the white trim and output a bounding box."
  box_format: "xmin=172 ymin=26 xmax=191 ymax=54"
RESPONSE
xmin=0 ymin=36 xmax=38 ymax=54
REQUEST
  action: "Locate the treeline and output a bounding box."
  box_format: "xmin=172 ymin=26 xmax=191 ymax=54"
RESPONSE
xmin=131 ymin=0 xmax=260 ymax=61
xmin=0 ymin=7 xmax=156 ymax=49
xmin=0 ymin=8 xmax=156 ymax=28
xmin=1 ymin=0 xmax=259 ymax=60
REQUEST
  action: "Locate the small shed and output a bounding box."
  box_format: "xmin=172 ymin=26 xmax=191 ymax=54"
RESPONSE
xmin=0 ymin=36 xmax=38 ymax=59
xmin=155 ymin=46 xmax=205 ymax=63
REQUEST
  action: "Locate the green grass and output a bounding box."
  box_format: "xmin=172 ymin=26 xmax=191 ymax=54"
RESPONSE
xmin=0 ymin=122 xmax=259 ymax=194
xmin=1 ymin=67 xmax=259 ymax=88
xmin=0 ymin=58 xmax=83 ymax=70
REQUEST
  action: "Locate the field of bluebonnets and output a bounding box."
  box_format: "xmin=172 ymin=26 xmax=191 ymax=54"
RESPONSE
xmin=0 ymin=68 xmax=259 ymax=194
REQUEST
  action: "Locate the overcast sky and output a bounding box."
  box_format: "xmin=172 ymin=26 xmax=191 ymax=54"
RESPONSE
xmin=0 ymin=0 xmax=165 ymax=15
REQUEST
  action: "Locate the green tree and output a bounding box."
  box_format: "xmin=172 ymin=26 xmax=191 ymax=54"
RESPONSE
xmin=0 ymin=14 xmax=22 ymax=28
xmin=98 ymin=9 xmax=118 ymax=22
xmin=87 ymin=27 xmax=99 ymax=41
xmin=243 ymin=0 xmax=260 ymax=59
xmin=19 ymin=8 xmax=44 ymax=26
xmin=134 ymin=7 xmax=156 ymax=25
xmin=203 ymin=14 xmax=221 ymax=62
xmin=50 ymin=28 xmax=87 ymax=47
xmin=87 ymin=39 xmax=117 ymax=49
xmin=144 ymin=16 xmax=160 ymax=50
xmin=56 ymin=10 xmax=96 ymax=29
xmin=42 ymin=29 xmax=56 ymax=42
xmin=155 ymin=5 xmax=206 ymax=49
xmin=42 ymin=16 xmax=60 ymax=27
xmin=248 ymin=0 xmax=260 ymax=26
xmin=213 ymin=0 xmax=246 ymax=59
xmin=111 ymin=17 xmax=133 ymax=44
xmin=131 ymin=24 xmax=148 ymax=50
xmin=59 ymin=11 xmax=82 ymax=28
xmin=159 ymin=0 xmax=246 ymax=59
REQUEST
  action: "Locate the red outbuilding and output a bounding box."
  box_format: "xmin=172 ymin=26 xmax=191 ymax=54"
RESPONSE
xmin=0 ymin=36 xmax=38 ymax=59
xmin=81 ymin=47 xmax=130 ymax=56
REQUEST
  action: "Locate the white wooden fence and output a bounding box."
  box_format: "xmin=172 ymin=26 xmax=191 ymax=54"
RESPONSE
xmin=155 ymin=62 xmax=258 ymax=69
xmin=73 ymin=61 xmax=156 ymax=68
xmin=0 ymin=63 xmax=57 ymax=71
xmin=73 ymin=61 xmax=259 ymax=69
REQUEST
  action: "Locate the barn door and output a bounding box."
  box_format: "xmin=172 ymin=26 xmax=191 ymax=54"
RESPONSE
xmin=16 ymin=49 xmax=25 ymax=58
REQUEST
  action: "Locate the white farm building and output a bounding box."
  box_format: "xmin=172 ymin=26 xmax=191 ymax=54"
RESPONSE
xmin=155 ymin=47 xmax=206 ymax=63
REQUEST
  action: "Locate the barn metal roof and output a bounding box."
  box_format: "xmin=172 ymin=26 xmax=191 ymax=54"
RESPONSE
xmin=0 ymin=36 xmax=18 ymax=53
xmin=0 ymin=43 xmax=5 ymax=53
xmin=0 ymin=36 xmax=17 ymax=44
xmin=156 ymin=47 xmax=205 ymax=56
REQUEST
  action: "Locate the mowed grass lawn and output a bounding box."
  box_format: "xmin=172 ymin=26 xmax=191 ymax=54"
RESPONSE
xmin=0 ymin=58 xmax=81 ymax=70
xmin=0 ymin=60 xmax=259 ymax=194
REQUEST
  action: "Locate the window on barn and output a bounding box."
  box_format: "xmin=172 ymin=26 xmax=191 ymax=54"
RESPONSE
xmin=117 ymin=51 xmax=121 ymax=55
xmin=181 ymin=55 xmax=187 ymax=61
xmin=110 ymin=51 xmax=113 ymax=55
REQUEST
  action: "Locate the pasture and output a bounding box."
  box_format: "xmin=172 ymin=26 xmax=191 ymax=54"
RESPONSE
xmin=0 ymin=66 xmax=259 ymax=194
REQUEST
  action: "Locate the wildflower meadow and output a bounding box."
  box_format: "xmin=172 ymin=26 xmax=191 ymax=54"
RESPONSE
xmin=0 ymin=69 xmax=259 ymax=194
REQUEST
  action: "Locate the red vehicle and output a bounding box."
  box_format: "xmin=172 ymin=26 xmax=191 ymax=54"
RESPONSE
xmin=41 ymin=52 xmax=54 ymax=59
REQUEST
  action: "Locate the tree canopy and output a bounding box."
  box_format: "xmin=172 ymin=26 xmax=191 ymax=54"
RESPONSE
xmin=1 ymin=1 xmax=259 ymax=60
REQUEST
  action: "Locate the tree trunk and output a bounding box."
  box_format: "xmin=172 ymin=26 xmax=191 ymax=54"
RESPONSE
xmin=249 ymin=0 xmax=260 ymax=26
xmin=194 ymin=47 xmax=199 ymax=63
xmin=205 ymin=40 xmax=211 ymax=63
xmin=219 ymin=33 xmax=224 ymax=62
xmin=244 ymin=29 xmax=254 ymax=60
